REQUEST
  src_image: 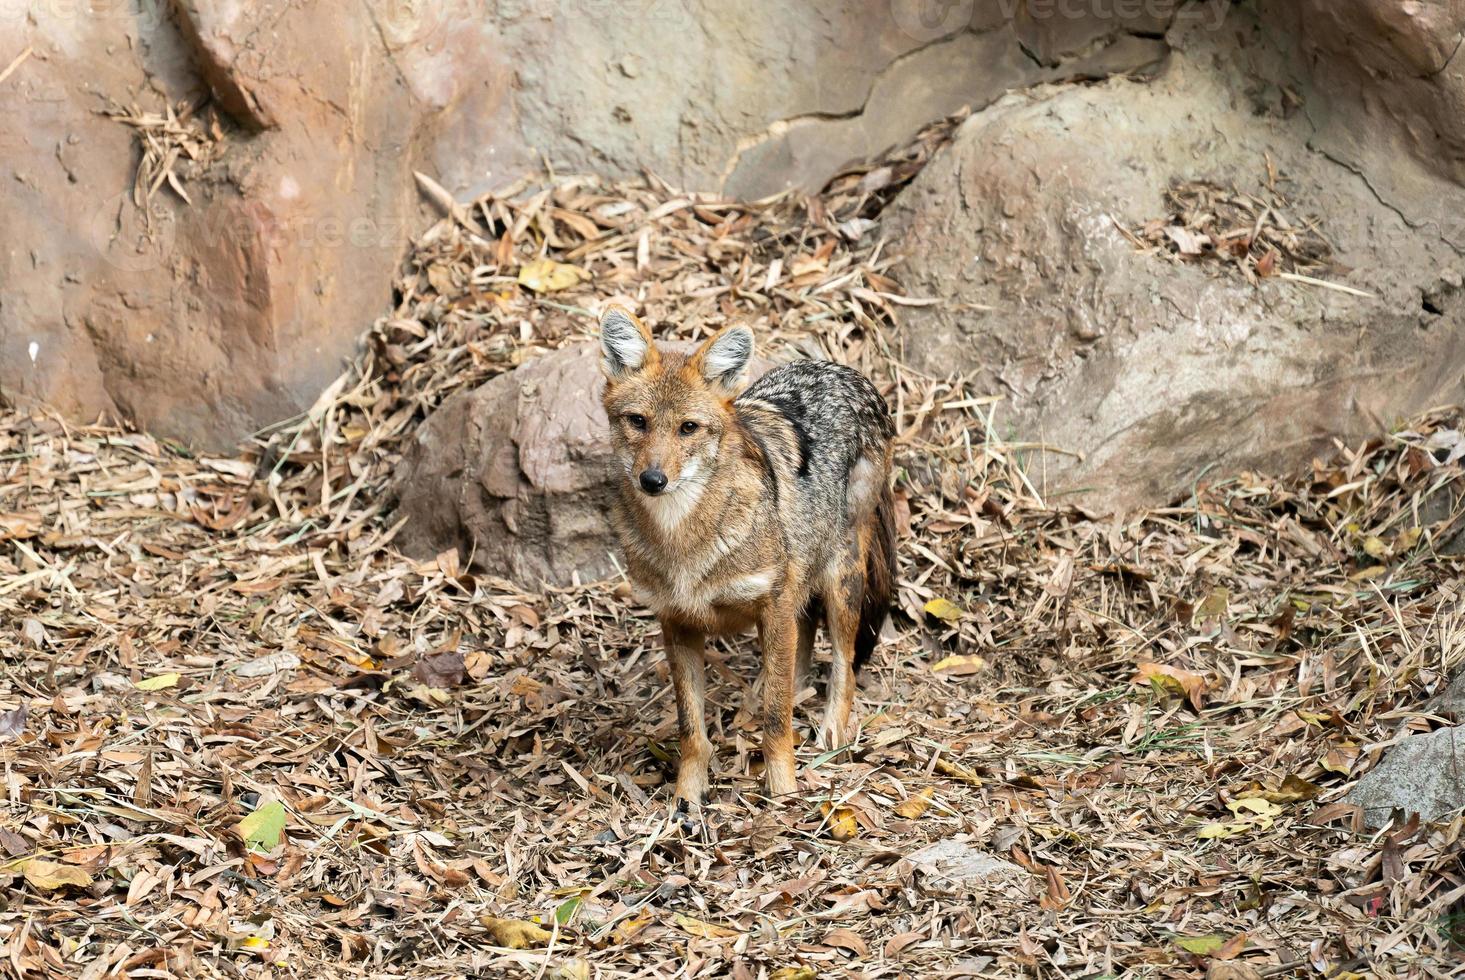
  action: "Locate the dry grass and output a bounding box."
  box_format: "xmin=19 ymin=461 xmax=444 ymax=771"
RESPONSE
xmin=1 ymin=115 xmax=1463 ymax=977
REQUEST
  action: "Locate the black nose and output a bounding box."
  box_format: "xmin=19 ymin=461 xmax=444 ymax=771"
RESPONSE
xmin=639 ymin=469 xmax=668 ymax=494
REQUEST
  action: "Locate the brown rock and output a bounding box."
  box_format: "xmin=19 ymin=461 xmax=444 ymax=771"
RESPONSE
xmin=394 ymin=341 xmax=774 ymax=587
xmin=884 ymin=10 xmax=1465 ymax=513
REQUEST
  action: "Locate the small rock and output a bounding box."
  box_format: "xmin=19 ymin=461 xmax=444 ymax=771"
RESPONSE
xmin=1346 ymin=727 xmax=1465 ymax=827
xmin=904 ymin=839 xmax=1023 ymax=893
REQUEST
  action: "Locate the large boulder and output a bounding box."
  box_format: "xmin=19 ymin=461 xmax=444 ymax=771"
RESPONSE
xmin=0 ymin=1 xmax=1172 ymax=449
xmin=883 ymin=9 xmax=1465 ymax=513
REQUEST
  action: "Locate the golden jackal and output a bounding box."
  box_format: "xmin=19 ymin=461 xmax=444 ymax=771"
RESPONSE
xmin=598 ymin=306 xmax=896 ymax=802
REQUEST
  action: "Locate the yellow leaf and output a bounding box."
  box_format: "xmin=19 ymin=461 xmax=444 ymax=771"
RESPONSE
xmin=672 ymin=913 xmax=741 ymax=939
xmin=1132 ymin=662 xmax=1211 ymax=711
xmin=819 ymin=802 xmax=859 ymax=841
xmin=1174 ymin=934 xmax=1225 ymax=955
xmin=517 ymin=258 xmax=588 ymax=293
xmin=480 ymin=916 xmax=553 ymax=949
xmin=611 ymin=914 xmax=653 ymax=944
xmin=237 ymin=800 xmax=287 ymax=852
xmin=1193 ymin=587 xmax=1229 ymax=624
xmin=922 ymin=598 xmax=962 ymax=623
xmin=1227 ymin=797 xmax=1282 ymax=819
xmin=22 ymin=859 xmax=92 ymax=891
xmin=771 ymin=968 xmax=818 ymax=980
xmin=240 ymin=936 xmax=271 ymax=952
xmin=134 ymin=672 xmax=179 ymax=692
xmin=894 ymin=787 xmax=934 ymax=820
xmin=1361 ymin=535 xmax=1387 ymax=559
xmin=1197 ymin=821 xmax=1245 ymax=839
xmin=930 ymin=654 xmax=986 ymax=675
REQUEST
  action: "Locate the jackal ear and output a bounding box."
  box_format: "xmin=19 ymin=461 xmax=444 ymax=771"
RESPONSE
xmin=599 ymin=305 xmax=658 ymax=378
xmin=693 ymin=325 xmax=754 ymax=393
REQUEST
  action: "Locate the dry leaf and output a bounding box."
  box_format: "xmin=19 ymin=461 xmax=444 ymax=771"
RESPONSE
xmin=134 ymin=672 xmax=180 ymax=691
xmin=518 ymin=258 xmax=588 ymax=293
xmin=823 ymin=927 xmax=868 ymax=957
xmin=819 ymin=802 xmax=859 ymax=841
xmin=22 ymin=859 xmax=92 ymax=891
xmin=894 ymin=787 xmax=935 ymax=819
xmin=923 ymin=598 xmax=962 ymax=623
xmin=0 ymin=702 xmax=27 ymax=742
xmin=1133 ymin=662 xmax=1212 ymax=711
xmin=414 ymin=650 xmax=466 ymax=688
xmin=930 ymin=654 xmax=986 ymax=675
xmin=481 ymin=916 xmax=553 ymax=949
xmin=672 ymin=913 xmax=741 ymax=939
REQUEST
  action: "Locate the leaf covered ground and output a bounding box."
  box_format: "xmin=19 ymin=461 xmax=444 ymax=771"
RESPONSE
xmin=1 ymin=118 xmax=1463 ymax=978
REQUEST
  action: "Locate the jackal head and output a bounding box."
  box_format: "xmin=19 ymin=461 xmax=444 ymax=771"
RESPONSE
xmin=598 ymin=306 xmax=754 ymax=516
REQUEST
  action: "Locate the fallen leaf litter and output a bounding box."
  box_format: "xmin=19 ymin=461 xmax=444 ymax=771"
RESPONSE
xmin=0 ymin=114 xmax=1462 ymax=975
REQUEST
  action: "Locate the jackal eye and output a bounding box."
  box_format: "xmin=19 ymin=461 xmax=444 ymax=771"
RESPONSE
xmin=679 ymin=420 xmax=700 ymax=436
xmin=624 ymin=413 xmax=647 ymax=431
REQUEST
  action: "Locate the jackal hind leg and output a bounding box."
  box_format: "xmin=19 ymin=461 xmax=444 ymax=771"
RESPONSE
xmin=746 ymin=607 xmax=815 ymax=720
xmin=817 ymin=559 xmax=865 ymax=752
xmin=795 ymin=609 xmax=816 ymax=691
xmin=663 ymin=621 xmax=712 ymax=806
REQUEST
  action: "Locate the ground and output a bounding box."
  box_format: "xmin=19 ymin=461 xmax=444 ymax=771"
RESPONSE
xmin=0 ymin=125 xmax=1462 ymax=978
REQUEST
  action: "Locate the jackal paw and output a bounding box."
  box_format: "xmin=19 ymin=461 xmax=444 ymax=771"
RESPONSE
xmin=816 ymin=713 xmax=858 ymax=753
xmin=670 ymin=796 xmax=703 ymax=834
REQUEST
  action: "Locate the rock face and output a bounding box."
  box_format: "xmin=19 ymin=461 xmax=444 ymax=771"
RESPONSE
xmin=1346 ymin=727 xmax=1465 ymax=829
xmin=0 ymin=1 xmax=417 ymax=447
xmin=0 ymin=1 xmax=1171 ymax=449
xmin=884 ymin=11 xmax=1465 ymax=513
xmin=394 ymin=342 xmax=776 ymax=587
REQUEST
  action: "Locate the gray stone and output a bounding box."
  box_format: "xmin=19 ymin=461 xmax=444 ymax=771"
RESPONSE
xmin=1346 ymin=728 xmax=1465 ymax=828
xmin=904 ymin=838 xmax=1024 ymax=893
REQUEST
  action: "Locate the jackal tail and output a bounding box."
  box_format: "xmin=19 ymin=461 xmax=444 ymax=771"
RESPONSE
xmin=854 ymin=483 xmax=896 ymax=671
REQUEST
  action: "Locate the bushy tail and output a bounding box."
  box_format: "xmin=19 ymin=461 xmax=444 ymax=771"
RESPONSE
xmin=854 ymin=483 xmax=897 ymax=671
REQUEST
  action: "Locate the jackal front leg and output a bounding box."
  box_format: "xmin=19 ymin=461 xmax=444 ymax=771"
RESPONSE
xmin=663 ymin=621 xmax=711 ymax=805
xmin=757 ymin=600 xmax=801 ymax=797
